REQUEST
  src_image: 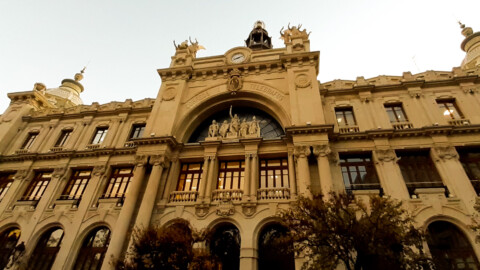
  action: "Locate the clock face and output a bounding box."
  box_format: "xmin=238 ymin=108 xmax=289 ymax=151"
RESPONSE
xmin=231 ymin=53 xmax=246 ymax=64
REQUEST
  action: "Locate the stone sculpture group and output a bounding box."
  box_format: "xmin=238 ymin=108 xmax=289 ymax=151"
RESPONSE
xmin=207 ymin=106 xmax=261 ymax=139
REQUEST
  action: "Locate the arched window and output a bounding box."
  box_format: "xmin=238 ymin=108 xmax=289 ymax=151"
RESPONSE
xmin=258 ymin=224 xmax=294 ymax=270
xmin=28 ymin=227 xmax=64 ymax=270
xmin=427 ymin=221 xmax=480 ymax=269
xmin=73 ymin=226 xmax=111 ymax=270
xmin=210 ymin=224 xmax=240 ymax=270
xmin=0 ymin=227 xmax=21 ymax=269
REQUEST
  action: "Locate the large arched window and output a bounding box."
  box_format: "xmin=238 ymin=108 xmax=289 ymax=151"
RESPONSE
xmin=73 ymin=226 xmax=111 ymax=270
xmin=28 ymin=227 xmax=64 ymax=270
xmin=0 ymin=227 xmax=21 ymax=269
xmin=427 ymin=221 xmax=480 ymax=269
xmin=258 ymin=224 xmax=295 ymax=270
xmin=210 ymin=224 xmax=241 ymax=270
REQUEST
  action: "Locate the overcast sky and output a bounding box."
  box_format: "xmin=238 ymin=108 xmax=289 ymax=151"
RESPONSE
xmin=1 ymin=0 xmax=479 ymax=114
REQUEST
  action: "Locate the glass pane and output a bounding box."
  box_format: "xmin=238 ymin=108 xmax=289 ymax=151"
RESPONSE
xmin=46 ymin=229 xmax=64 ymax=247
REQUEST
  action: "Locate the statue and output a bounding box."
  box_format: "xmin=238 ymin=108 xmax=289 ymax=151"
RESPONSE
xmin=228 ymin=105 xmax=240 ymax=136
xmin=240 ymin=119 xmax=249 ymax=137
xmin=219 ymin=120 xmax=229 ymax=138
xmin=173 ymin=37 xmax=205 ymax=57
xmin=249 ymin=116 xmax=261 ymax=137
xmin=280 ymin=23 xmax=311 ymax=43
xmin=208 ymin=120 xmax=219 ymax=137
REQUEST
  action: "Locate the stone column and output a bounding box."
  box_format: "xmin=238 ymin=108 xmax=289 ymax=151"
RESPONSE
xmin=134 ymin=155 xmax=167 ymax=228
xmin=240 ymin=247 xmax=257 ymax=270
xmin=431 ymin=145 xmax=477 ymax=210
xmin=102 ymin=155 xmax=147 ymax=270
xmin=287 ymin=150 xmax=297 ymax=197
xmin=205 ymin=155 xmax=217 ymax=201
xmin=373 ymin=149 xmax=409 ymax=199
xmin=111 ymin=115 xmax=128 ymax=147
xmin=293 ymin=145 xmax=311 ymax=196
xmin=161 ymin=157 xmax=180 ymax=202
xmin=313 ymin=144 xmax=334 ymax=195
xmin=243 ymin=154 xmax=251 ymax=201
xmin=249 ymin=153 xmax=259 ymax=200
xmin=198 ymin=157 xmax=211 ymax=201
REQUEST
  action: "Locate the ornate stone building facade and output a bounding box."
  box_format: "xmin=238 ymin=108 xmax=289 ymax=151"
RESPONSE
xmin=0 ymin=21 xmax=480 ymax=269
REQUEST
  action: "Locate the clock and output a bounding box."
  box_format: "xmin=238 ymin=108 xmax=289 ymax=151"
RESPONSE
xmin=231 ymin=53 xmax=246 ymax=64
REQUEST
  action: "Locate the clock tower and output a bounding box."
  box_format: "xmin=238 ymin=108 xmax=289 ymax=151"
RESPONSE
xmin=245 ymin=20 xmax=272 ymax=50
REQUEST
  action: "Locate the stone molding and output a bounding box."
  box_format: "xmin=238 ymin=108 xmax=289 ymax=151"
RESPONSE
xmin=293 ymin=145 xmax=311 ymax=158
xmin=374 ymin=149 xmax=398 ymax=163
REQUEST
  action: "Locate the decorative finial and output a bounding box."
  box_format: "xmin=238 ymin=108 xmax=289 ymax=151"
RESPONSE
xmin=458 ymin=21 xmax=465 ymax=29
xmin=74 ymin=67 xmax=86 ymax=82
xmin=458 ymin=21 xmax=474 ymax=37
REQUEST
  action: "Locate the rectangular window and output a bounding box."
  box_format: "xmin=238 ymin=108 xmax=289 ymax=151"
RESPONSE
xmin=102 ymin=167 xmax=134 ymax=199
xmin=55 ymin=130 xmax=72 ymax=147
xmin=129 ymin=124 xmax=145 ymax=140
xmin=335 ymin=107 xmax=356 ymax=126
xmin=21 ymin=132 xmax=38 ymax=149
xmin=0 ymin=173 xmax=15 ymax=201
xmin=397 ymin=151 xmax=445 ymax=195
xmin=339 ymin=154 xmax=381 ymax=192
xmin=436 ymin=99 xmax=463 ymax=120
xmin=60 ymin=169 xmax=92 ymax=200
xmin=21 ymin=171 xmax=52 ymax=201
xmin=91 ymin=127 xmax=108 ymax=145
xmin=459 ymin=148 xmax=480 ymax=195
xmin=384 ymin=103 xmax=408 ymax=123
xmin=176 ymin=163 xmax=203 ymax=192
xmin=259 ymin=159 xmax=289 ymax=188
xmin=217 ymin=161 xmax=245 ymax=190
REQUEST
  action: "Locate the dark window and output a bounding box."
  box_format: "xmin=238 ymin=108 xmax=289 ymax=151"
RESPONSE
xmin=217 ymin=161 xmax=245 ymax=190
xmin=0 ymin=228 xmax=21 ymax=269
xmin=21 ymin=171 xmax=52 ymax=201
xmin=91 ymin=127 xmax=108 ymax=145
xmin=102 ymin=167 xmax=134 ymax=199
xmin=55 ymin=130 xmax=72 ymax=147
xmin=436 ymin=99 xmax=463 ymax=120
xmin=176 ymin=163 xmax=203 ymax=192
xmin=73 ymin=227 xmax=111 ymax=270
xmin=258 ymin=224 xmax=294 ymax=270
xmin=427 ymin=221 xmax=480 ymax=270
xmin=0 ymin=173 xmax=14 ymax=201
xmin=397 ymin=151 xmax=445 ymax=195
xmin=385 ymin=103 xmax=408 ymax=123
xmin=459 ymin=148 xmax=480 ymax=195
xmin=259 ymin=159 xmax=289 ymax=188
xmin=210 ymin=224 xmax=240 ymax=270
xmin=60 ymin=169 xmax=92 ymax=200
xmin=28 ymin=228 xmax=64 ymax=270
xmin=129 ymin=124 xmax=145 ymax=140
xmin=21 ymin=132 xmax=38 ymax=149
xmin=335 ymin=107 xmax=356 ymax=126
xmin=340 ymin=154 xmax=381 ymax=192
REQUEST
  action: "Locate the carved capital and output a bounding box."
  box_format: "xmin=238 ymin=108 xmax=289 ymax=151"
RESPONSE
xmin=204 ymin=154 xmax=216 ymax=161
xmin=374 ymin=149 xmax=398 ymax=163
xmin=93 ymin=165 xmax=107 ymax=176
xmin=245 ymin=152 xmax=257 ymax=159
xmin=134 ymin=155 xmax=148 ymax=167
xmin=293 ymin=145 xmax=311 ymax=158
xmin=150 ymin=155 xmax=169 ymax=167
xmin=432 ymin=146 xmax=458 ymax=161
xmin=312 ymin=144 xmax=331 ymax=157
xmin=14 ymin=170 xmax=29 ymax=181
xmin=52 ymin=167 xmax=67 ymax=178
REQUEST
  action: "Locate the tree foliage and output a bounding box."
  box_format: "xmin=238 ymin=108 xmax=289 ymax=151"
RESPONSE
xmin=116 ymin=220 xmax=219 ymax=270
xmin=280 ymin=193 xmax=431 ymax=270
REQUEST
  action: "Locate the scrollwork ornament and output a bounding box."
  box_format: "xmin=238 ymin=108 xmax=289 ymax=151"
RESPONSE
xmin=374 ymin=149 xmax=398 ymax=164
xmin=293 ymin=145 xmax=311 ymax=159
xmin=312 ymin=144 xmax=331 ymax=157
xmin=294 ymin=74 xmax=311 ymax=88
xmin=242 ymin=203 xmax=257 ymax=217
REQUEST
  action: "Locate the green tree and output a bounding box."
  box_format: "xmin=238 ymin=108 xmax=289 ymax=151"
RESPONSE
xmin=280 ymin=193 xmax=431 ymax=270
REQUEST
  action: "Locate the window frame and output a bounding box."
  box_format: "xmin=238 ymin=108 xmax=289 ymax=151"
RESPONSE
xmin=217 ymin=160 xmax=245 ymax=190
xmin=0 ymin=173 xmax=15 ymax=202
xmin=458 ymin=148 xmax=480 ymax=195
xmin=28 ymin=227 xmax=64 ymax=270
xmin=102 ymin=167 xmax=134 ymax=200
xmin=55 ymin=129 xmax=73 ymax=147
xmin=384 ymin=103 xmax=408 ymax=123
xmin=176 ymin=163 xmax=203 ymax=192
xmin=73 ymin=226 xmax=111 ymax=270
xmin=335 ymin=107 xmax=357 ymax=126
xmin=21 ymin=171 xmax=52 ymax=201
xmin=397 ymin=150 xmax=445 ymax=194
xmin=91 ymin=127 xmax=109 ymax=145
xmin=129 ymin=124 xmax=146 ymax=140
xmin=436 ymin=99 xmax=463 ymax=120
xmin=60 ymin=169 xmax=92 ymax=200
xmin=259 ymin=158 xmax=289 ymax=189
xmin=339 ymin=153 xmax=381 ymax=192
xmin=21 ymin=132 xmax=39 ymax=150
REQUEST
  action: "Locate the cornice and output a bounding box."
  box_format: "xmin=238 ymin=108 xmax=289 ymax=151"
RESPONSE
xmin=132 ymin=136 xmax=181 ymax=148
xmin=285 ymin=124 xmax=334 ymax=136
xmin=0 ymin=147 xmax=138 ymax=162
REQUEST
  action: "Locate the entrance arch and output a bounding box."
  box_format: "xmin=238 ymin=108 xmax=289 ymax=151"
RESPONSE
xmin=258 ymin=223 xmax=294 ymax=270
xmin=427 ymin=221 xmax=480 ymax=269
xmin=209 ymin=223 xmax=241 ymax=270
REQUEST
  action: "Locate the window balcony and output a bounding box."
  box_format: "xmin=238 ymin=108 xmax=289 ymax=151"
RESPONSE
xmin=50 ymin=146 xmax=65 ymax=152
xmin=448 ymin=119 xmax=470 ymax=126
xmin=338 ymin=125 xmax=360 ymax=134
xmin=15 ymin=149 xmax=29 ymax=154
xmin=124 ymin=141 xmax=136 ymax=148
xmin=212 ymin=189 xmax=243 ymax=201
xmin=169 ymin=191 xmax=198 ymax=203
xmin=345 ymin=183 xmax=383 ymax=194
xmin=406 ymin=182 xmax=449 ymax=198
xmin=257 ymin=187 xmax=290 ymax=200
xmin=392 ymin=121 xmax=413 ymax=130
xmin=85 ymin=144 xmax=101 ymax=150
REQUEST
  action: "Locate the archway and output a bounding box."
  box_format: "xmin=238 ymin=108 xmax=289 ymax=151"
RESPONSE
xmin=73 ymin=226 xmax=111 ymax=270
xmin=0 ymin=227 xmax=21 ymax=269
xmin=427 ymin=221 xmax=480 ymax=269
xmin=258 ymin=223 xmax=294 ymax=270
xmin=28 ymin=227 xmax=64 ymax=270
xmin=209 ymin=223 xmax=241 ymax=270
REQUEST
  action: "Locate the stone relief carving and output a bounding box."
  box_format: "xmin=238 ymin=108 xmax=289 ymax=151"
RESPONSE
xmin=294 ymin=73 xmax=311 ymax=88
xmin=195 ymin=203 xmax=210 ymax=218
xmin=162 ymin=87 xmax=177 ymax=101
xmin=241 ymin=203 xmax=257 ymax=217
xmin=206 ymin=106 xmax=261 ymax=140
xmin=52 ymin=167 xmax=67 ymax=178
xmin=433 ymin=146 xmax=458 ymax=161
xmin=374 ymin=149 xmax=398 ymax=163
xmin=216 ymin=200 xmax=235 ymax=217
xmin=227 ymin=69 xmax=243 ymax=94
xmin=93 ymin=165 xmax=107 ymax=176
xmin=293 ymin=145 xmax=311 ymax=159
xmin=150 ymin=155 xmax=170 ymax=167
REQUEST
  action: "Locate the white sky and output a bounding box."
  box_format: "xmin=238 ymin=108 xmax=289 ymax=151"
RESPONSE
xmin=1 ymin=0 xmax=479 ymax=114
